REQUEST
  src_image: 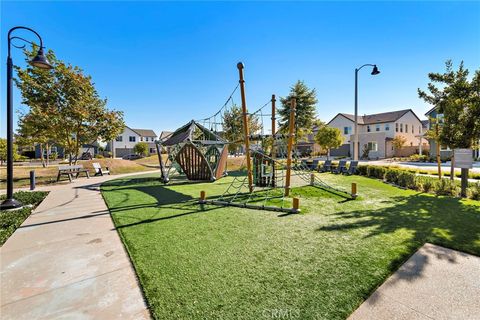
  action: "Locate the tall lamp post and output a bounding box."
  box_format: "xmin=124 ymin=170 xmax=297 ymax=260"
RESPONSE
xmin=1 ymin=26 xmax=52 ymax=210
xmin=353 ymin=64 xmax=380 ymax=161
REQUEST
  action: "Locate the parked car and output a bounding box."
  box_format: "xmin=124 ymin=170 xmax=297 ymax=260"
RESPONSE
xmin=122 ymin=154 xmax=143 ymax=160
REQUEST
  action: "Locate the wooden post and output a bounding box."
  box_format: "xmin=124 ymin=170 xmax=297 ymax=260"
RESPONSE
xmin=285 ymin=97 xmax=296 ymax=196
xmin=435 ymin=120 xmax=442 ymax=179
xmin=271 ymin=94 xmax=276 ymax=160
xmin=310 ymin=173 xmax=315 ymax=186
xmin=461 ymin=168 xmax=468 ymax=198
xmin=200 ymin=190 xmax=206 ymax=203
xmin=237 ymin=62 xmax=254 ymax=193
xmin=292 ymin=197 xmax=300 ymax=213
xmin=351 ymin=183 xmax=357 ymax=198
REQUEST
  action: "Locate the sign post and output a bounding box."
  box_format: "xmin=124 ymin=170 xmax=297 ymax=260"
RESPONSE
xmin=454 ymin=149 xmax=473 ymax=198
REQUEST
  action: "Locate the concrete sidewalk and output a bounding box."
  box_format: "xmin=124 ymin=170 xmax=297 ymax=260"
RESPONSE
xmin=349 ymin=243 xmax=480 ymax=320
xmin=1 ymin=172 xmax=157 ymax=319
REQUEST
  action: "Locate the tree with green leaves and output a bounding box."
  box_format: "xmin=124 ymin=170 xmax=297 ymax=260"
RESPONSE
xmin=15 ymin=46 xmax=125 ymax=164
xmin=0 ymin=138 xmax=19 ymax=165
xmin=279 ymin=81 xmax=318 ymax=141
xmin=392 ymin=136 xmax=407 ymax=155
xmin=418 ymin=60 xmax=480 ymax=180
xmin=222 ymin=104 xmax=261 ymax=154
xmin=314 ymin=126 xmax=344 ymax=160
xmin=134 ymin=142 xmax=149 ymax=156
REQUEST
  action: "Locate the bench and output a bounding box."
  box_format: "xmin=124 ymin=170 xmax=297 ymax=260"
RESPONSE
xmin=57 ymin=165 xmax=90 ymax=182
xmin=92 ymin=162 xmax=110 ymax=176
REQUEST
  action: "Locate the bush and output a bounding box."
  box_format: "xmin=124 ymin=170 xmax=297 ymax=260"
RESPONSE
xmin=467 ymin=183 xmax=480 ymax=200
xmin=385 ymin=168 xmax=401 ymax=184
xmin=397 ymin=171 xmax=416 ymax=189
xmin=357 ymin=165 xmax=368 ymax=176
xmin=434 ymin=179 xmax=459 ymax=197
xmin=367 ymin=166 xmax=387 ymax=180
xmin=95 ymin=154 xmax=104 ymax=159
xmin=415 ymin=176 xmax=435 ymax=193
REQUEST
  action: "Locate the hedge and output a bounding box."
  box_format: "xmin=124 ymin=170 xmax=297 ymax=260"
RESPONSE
xmin=356 ymin=165 xmax=479 ymax=200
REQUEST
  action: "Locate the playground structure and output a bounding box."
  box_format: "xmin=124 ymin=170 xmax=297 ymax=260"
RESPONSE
xmin=158 ymin=62 xmax=356 ymax=213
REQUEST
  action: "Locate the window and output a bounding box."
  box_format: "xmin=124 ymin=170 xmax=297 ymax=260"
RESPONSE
xmin=51 ymin=146 xmax=57 ymax=153
xmin=367 ymin=141 xmax=378 ymax=152
xmin=412 ymin=126 xmax=414 ymax=134
xmin=419 ymin=126 xmax=421 ymax=134
xmin=375 ymin=124 xmax=381 ymax=132
xmin=343 ymin=126 xmax=351 ymax=135
xmin=115 ymin=136 xmax=123 ymax=142
xmin=396 ymin=123 xmax=399 ymax=132
xmin=367 ymin=125 xmax=371 ymax=132
xmin=385 ymin=124 xmax=390 ymax=131
xmin=405 ymin=124 xmax=408 ymax=133
xmin=140 ymin=137 xmax=144 ymax=142
xmin=440 ymin=145 xmax=450 ymax=151
xmin=400 ymin=123 xmax=403 ymax=132
xmin=129 ymin=136 xmax=136 ymax=142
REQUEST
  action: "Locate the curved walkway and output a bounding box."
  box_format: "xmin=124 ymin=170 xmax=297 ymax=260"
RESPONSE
xmin=1 ymin=172 xmax=157 ymax=319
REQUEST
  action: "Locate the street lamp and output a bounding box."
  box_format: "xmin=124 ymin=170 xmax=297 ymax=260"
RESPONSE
xmin=1 ymin=26 xmax=52 ymax=210
xmin=353 ymin=64 xmax=380 ymax=161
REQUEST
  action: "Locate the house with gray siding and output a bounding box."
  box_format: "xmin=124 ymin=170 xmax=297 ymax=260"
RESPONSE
xmin=106 ymin=127 xmax=158 ymax=158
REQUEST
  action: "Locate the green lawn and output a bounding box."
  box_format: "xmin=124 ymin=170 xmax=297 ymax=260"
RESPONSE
xmin=101 ymin=172 xmax=480 ymax=320
xmin=1 ymin=191 xmax=49 ymax=246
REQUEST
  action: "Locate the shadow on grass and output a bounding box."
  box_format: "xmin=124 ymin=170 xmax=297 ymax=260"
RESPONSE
xmin=317 ymin=193 xmax=480 ymax=283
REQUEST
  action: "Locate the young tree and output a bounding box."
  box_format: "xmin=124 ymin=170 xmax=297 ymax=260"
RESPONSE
xmin=0 ymin=138 xmax=19 ymax=165
xmin=315 ymin=126 xmax=344 ymax=160
xmin=134 ymin=142 xmax=149 ymax=156
xmin=278 ymin=81 xmax=318 ymax=141
xmin=418 ymin=60 xmax=480 ymax=180
xmin=15 ymin=46 xmax=125 ymax=164
xmin=222 ymin=104 xmax=261 ymax=154
xmin=392 ymin=136 xmax=407 ymax=155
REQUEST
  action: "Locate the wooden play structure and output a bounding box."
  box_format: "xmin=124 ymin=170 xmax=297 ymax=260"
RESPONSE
xmin=158 ymin=62 xmax=355 ymax=213
xmin=157 ymin=120 xmax=228 ymax=183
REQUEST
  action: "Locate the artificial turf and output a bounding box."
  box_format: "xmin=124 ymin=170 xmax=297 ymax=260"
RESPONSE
xmin=101 ymin=172 xmax=480 ymax=320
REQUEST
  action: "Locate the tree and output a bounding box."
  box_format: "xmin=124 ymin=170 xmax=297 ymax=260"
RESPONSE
xmin=134 ymin=142 xmax=149 ymax=156
xmin=315 ymin=126 xmax=344 ymax=160
xmin=15 ymin=46 xmax=125 ymax=164
xmin=279 ymin=81 xmax=318 ymax=141
xmin=0 ymin=138 xmax=19 ymax=165
xmin=418 ymin=60 xmax=480 ymax=180
xmin=222 ymin=104 xmax=261 ymax=154
xmin=392 ymin=136 xmax=407 ymax=154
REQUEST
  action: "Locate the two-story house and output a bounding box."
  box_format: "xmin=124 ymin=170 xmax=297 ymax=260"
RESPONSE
xmin=327 ymin=109 xmax=426 ymax=159
xmin=106 ymin=127 xmax=158 ymax=158
xmin=425 ymin=107 xmax=480 ymax=160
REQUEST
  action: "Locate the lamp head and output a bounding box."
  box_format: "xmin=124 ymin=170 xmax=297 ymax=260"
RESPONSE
xmin=30 ymin=48 xmax=53 ymax=69
xmin=371 ymin=65 xmax=380 ymax=75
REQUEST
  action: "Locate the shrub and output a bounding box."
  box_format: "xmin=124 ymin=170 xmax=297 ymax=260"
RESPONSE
xmin=397 ymin=171 xmax=416 ymax=189
xmin=467 ymin=183 xmax=480 ymax=200
xmin=95 ymin=154 xmax=104 ymax=159
xmin=357 ymin=165 xmax=368 ymax=176
xmin=385 ymin=168 xmax=401 ymax=184
xmin=415 ymin=176 xmax=434 ymax=193
xmin=367 ymin=166 xmax=387 ymax=180
xmin=434 ymin=179 xmax=459 ymax=197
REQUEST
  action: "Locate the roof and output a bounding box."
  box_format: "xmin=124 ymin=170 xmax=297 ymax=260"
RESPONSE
xmin=131 ymin=128 xmax=157 ymax=137
xmin=159 ymin=131 xmax=173 ymax=140
xmin=328 ymin=109 xmax=422 ymax=125
xmin=161 ymin=120 xmax=227 ymax=146
xmin=425 ymin=106 xmax=437 ymax=116
xmin=421 ymin=120 xmax=429 ymax=128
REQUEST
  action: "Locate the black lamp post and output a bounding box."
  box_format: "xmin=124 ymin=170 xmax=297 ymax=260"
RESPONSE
xmin=353 ymin=64 xmax=380 ymax=161
xmin=1 ymin=26 xmax=52 ymax=210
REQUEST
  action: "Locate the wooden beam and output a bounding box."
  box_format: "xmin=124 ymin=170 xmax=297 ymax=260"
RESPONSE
xmin=237 ymin=62 xmax=254 ymax=192
xmin=285 ymin=97 xmax=296 ymax=196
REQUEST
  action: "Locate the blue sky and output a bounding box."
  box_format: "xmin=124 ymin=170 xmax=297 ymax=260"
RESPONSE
xmin=1 ymin=1 xmax=479 ymax=137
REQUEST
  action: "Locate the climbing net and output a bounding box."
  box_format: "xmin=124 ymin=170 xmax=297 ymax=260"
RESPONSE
xmin=159 ymin=63 xmax=353 ymax=212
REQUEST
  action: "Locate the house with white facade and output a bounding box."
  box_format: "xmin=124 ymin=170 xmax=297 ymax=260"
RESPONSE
xmin=327 ymin=109 xmax=427 ymax=159
xmin=106 ymin=126 xmax=158 ymax=158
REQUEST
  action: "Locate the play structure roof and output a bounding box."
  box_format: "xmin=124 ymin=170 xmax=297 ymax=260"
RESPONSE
xmin=161 ymin=120 xmax=228 ymax=146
